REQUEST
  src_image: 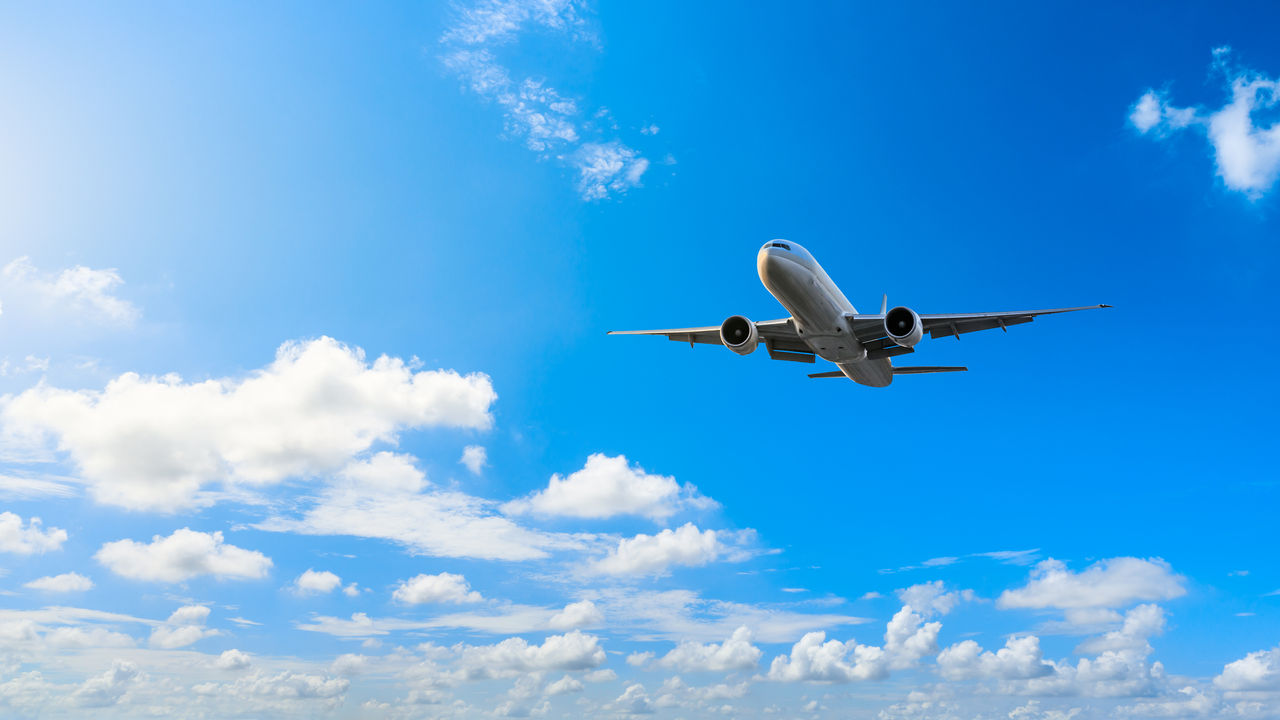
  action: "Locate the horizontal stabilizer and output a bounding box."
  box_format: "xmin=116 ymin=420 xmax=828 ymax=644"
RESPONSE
xmin=892 ymin=366 xmax=967 ymax=374
xmin=807 ymin=370 xmax=845 ymax=379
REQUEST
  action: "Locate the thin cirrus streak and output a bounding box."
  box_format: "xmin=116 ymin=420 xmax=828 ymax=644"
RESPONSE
xmin=439 ymin=0 xmax=652 ymax=201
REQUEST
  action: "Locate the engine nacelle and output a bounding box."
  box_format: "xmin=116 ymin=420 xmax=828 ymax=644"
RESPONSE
xmin=884 ymin=306 xmax=924 ymax=347
xmin=719 ymin=315 xmax=759 ymax=355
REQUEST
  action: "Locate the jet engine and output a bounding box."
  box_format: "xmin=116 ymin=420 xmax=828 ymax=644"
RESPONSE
xmin=719 ymin=315 xmax=759 ymax=355
xmin=884 ymin=306 xmax=924 ymax=347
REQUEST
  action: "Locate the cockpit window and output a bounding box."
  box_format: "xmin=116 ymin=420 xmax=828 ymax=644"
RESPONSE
xmin=770 ymin=242 xmax=791 ymax=250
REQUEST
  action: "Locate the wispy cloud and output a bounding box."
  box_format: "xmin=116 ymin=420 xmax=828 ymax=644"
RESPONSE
xmin=1131 ymin=47 xmax=1280 ymax=199
xmin=440 ymin=0 xmax=654 ymax=201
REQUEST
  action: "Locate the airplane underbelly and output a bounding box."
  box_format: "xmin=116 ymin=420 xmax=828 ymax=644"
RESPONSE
xmin=759 ymin=256 xmax=864 ymax=362
xmin=839 ymin=359 xmax=893 ymax=387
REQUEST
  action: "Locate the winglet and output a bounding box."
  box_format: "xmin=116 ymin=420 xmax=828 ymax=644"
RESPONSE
xmin=880 ymin=294 xmax=887 ymax=315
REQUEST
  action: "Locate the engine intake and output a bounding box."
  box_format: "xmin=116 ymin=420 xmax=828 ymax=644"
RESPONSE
xmin=719 ymin=315 xmax=759 ymax=355
xmin=884 ymin=306 xmax=923 ymax=347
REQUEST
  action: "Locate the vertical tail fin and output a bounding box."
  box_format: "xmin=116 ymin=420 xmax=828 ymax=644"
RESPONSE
xmin=880 ymin=294 xmax=887 ymax=315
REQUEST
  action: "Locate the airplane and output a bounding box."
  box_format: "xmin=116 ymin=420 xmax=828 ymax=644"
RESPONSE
xmin=608 ymin=240 xmax=1109 ymax=387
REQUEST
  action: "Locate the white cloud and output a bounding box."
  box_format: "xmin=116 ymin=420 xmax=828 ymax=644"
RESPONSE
xmin=23 ymin=572 xmax=92 ymax=592
xmin=43 ymin=625 xmax=135 ymax=649
xmin=0 ymin=474 xmax=76 ymax=499
xmin=1131 ymin=49 xmax=1280 ymax=197
xmin=613 ymin=683 xmax=655 ymax=714
xmin=626 ymin=651 xmax=654 ymax=668
xmin=442 ymin=0 xmax=589 ymax=48
xmin=590 ymin=523 xmax=728 ymax=576
xmin=767 ymin=631 xmax=888 ymax=683
xmin=392 ymin=572 xmax=483 ymax=604
xmin=294 ymin=569 xmax=342 ymax=595
xmin=571 ymin=141 xmax=650 ymax=201
xmin=215 ymin=649 xmax=252 ymax=671
xmin=460 ymin=445 xmax=487 ymax=475
xmin=95 ymin=528 xmax=272 ymax=583
xmin=937 ymin=636 xmax=1055 ymax=681
xmin=1129 ymin=90 xmax=1196 ymax=134
xmin=504 ymin=454 xmax=714 ymax=521
xmin=882 ymin=606 xmax=941 ymax=669
xmin=896 ymin=581 xmax=973 ymax=617
xmin=440 ymin=0 xmax=652 ymax=201
xmin=1215 ymin=647 xmax=1280 ymax=691
xmin=259 ymin=453 xmax=581 ymax=562
xmin=456 ymin=630 xmax=607 ymax=679
xmin=1 ymin=256 xmax=139 ymax=325
xmin=330 ymin=654 xmax=369 ymax=676
xmin=997 ymin=558 xmax=1185 ymax=610
xmin=939 ymin=608 xmax=1170 ymax=699
xmin=544 ymin=675 xmax=583 ymax=695
xmin=767 ymin=605 xmax=939 ymax=682
xmin=149 ymin=604 xmax=219 ymax=649
xmin=196 ymin=670 xmax=349 ymax=702
xmin=1074 ymin=604 xmax=1166 ymax=655
xmin=2 ymin=337 xmax=496 ymax=511
xmin=581 ymin=587 xmax=870 ymax=644
xmin=0 ymin=512 xmax=66 ymax=554
xmin=548 ymin=600 xmax=603 ymax=630
xmin=72 ymin=660 xmax=139 ymax=708
xmin=343 ymin=583 xmax=360 ymax=598
xmin=658 ymin=625 xmax=762 ymax=672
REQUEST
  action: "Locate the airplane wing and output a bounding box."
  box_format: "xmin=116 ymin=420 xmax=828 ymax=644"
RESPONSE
xmin=607 ymin=318 xmax=817 ymax=362
xmin=844 ymin=304 xmax=1110 ymax=355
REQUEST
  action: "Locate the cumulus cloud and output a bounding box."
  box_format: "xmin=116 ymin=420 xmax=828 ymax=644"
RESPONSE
xmin=330 ymin=654 xmax=369 ymax=676
xmin=460 ymin=445 xmax=487 ymax=475
xmin=439 ymin=0 xmax=652 ymax=201
xmin=1215 ymin=647 xmax=1280 ymax=691
xmin=658 ymin=626 xmax=762 ymax=672
xmin=259 ymin=453 xmax=580 ymax=562
xmin=613 ymin=683 xmax=655 ymax=714
xmin=937 ymin=636 xmax=1055 ymax=681
xmin=767 ymin=631 xmax=888 ymax=682
xmin=95 ymin=528 xmax=272 ymax=583
xmin=940 ymin=605 xmax=1171 ymax=698
xmin=1074 ymin=604 xmax=1166 ymax=655
xmin=504 ymin=454 xmax=714 ymax=521
xmin=544 ymin=675 xmax=583 ymax=695
xmin=294 ymin=569 xmax=342 ymax=595
xmin=1 ymin=256 xmax=139 ymax=326
xmin=590 ymin=523 xmax=733 ymax=576
xmin=1131 ymin=48 xmax=1280 ymax=198
xmin=767 ymin=605 xmax=939 ymax=682
xmin=896 ymin=581 xmax=973 ymax=617
xmin=2 ymin=337 xmax=496 ymax=512
xmin=0 ymin=512 xmax=66 ymax=554
xmin=149 ymin=605 xmax=219 ymax=649
xmin=194 ymin=670 xmax=349 ymax=702
xmin=393 ymin=572 xmax=483 ymax=604
xmin=997 ymin=557 xmax=1185 ymax=610
xmin=456 ymin=630 xmax=607 ymax=679
xmin=548 ymin=600 xmax=603 ymax=630
xmin=23 ymin=572 xmax=92 ymax=592
xmin=72 ymin=660 xmax=139 ymax=708
xmin=215 ymin=649 xmax=252 ymax=671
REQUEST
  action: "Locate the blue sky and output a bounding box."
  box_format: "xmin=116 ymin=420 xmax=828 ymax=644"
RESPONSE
xmin=1 ymin=1 xmax=1279 ymax=717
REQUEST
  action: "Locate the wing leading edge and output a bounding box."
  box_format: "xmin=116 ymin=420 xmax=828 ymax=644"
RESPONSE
xmin=844 ymin=304 xmax=1110 ymax=345
xmin=607 ymin=318 xmax=816 ymax=361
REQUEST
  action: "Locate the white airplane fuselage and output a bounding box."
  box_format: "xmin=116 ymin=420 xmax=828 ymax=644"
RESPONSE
xmin=756 ymin=240 xmax=895 ymax=387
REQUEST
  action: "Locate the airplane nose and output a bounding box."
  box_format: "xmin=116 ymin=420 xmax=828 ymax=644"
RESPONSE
xmin=757 ymin=246 xmax=783 ymax=285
